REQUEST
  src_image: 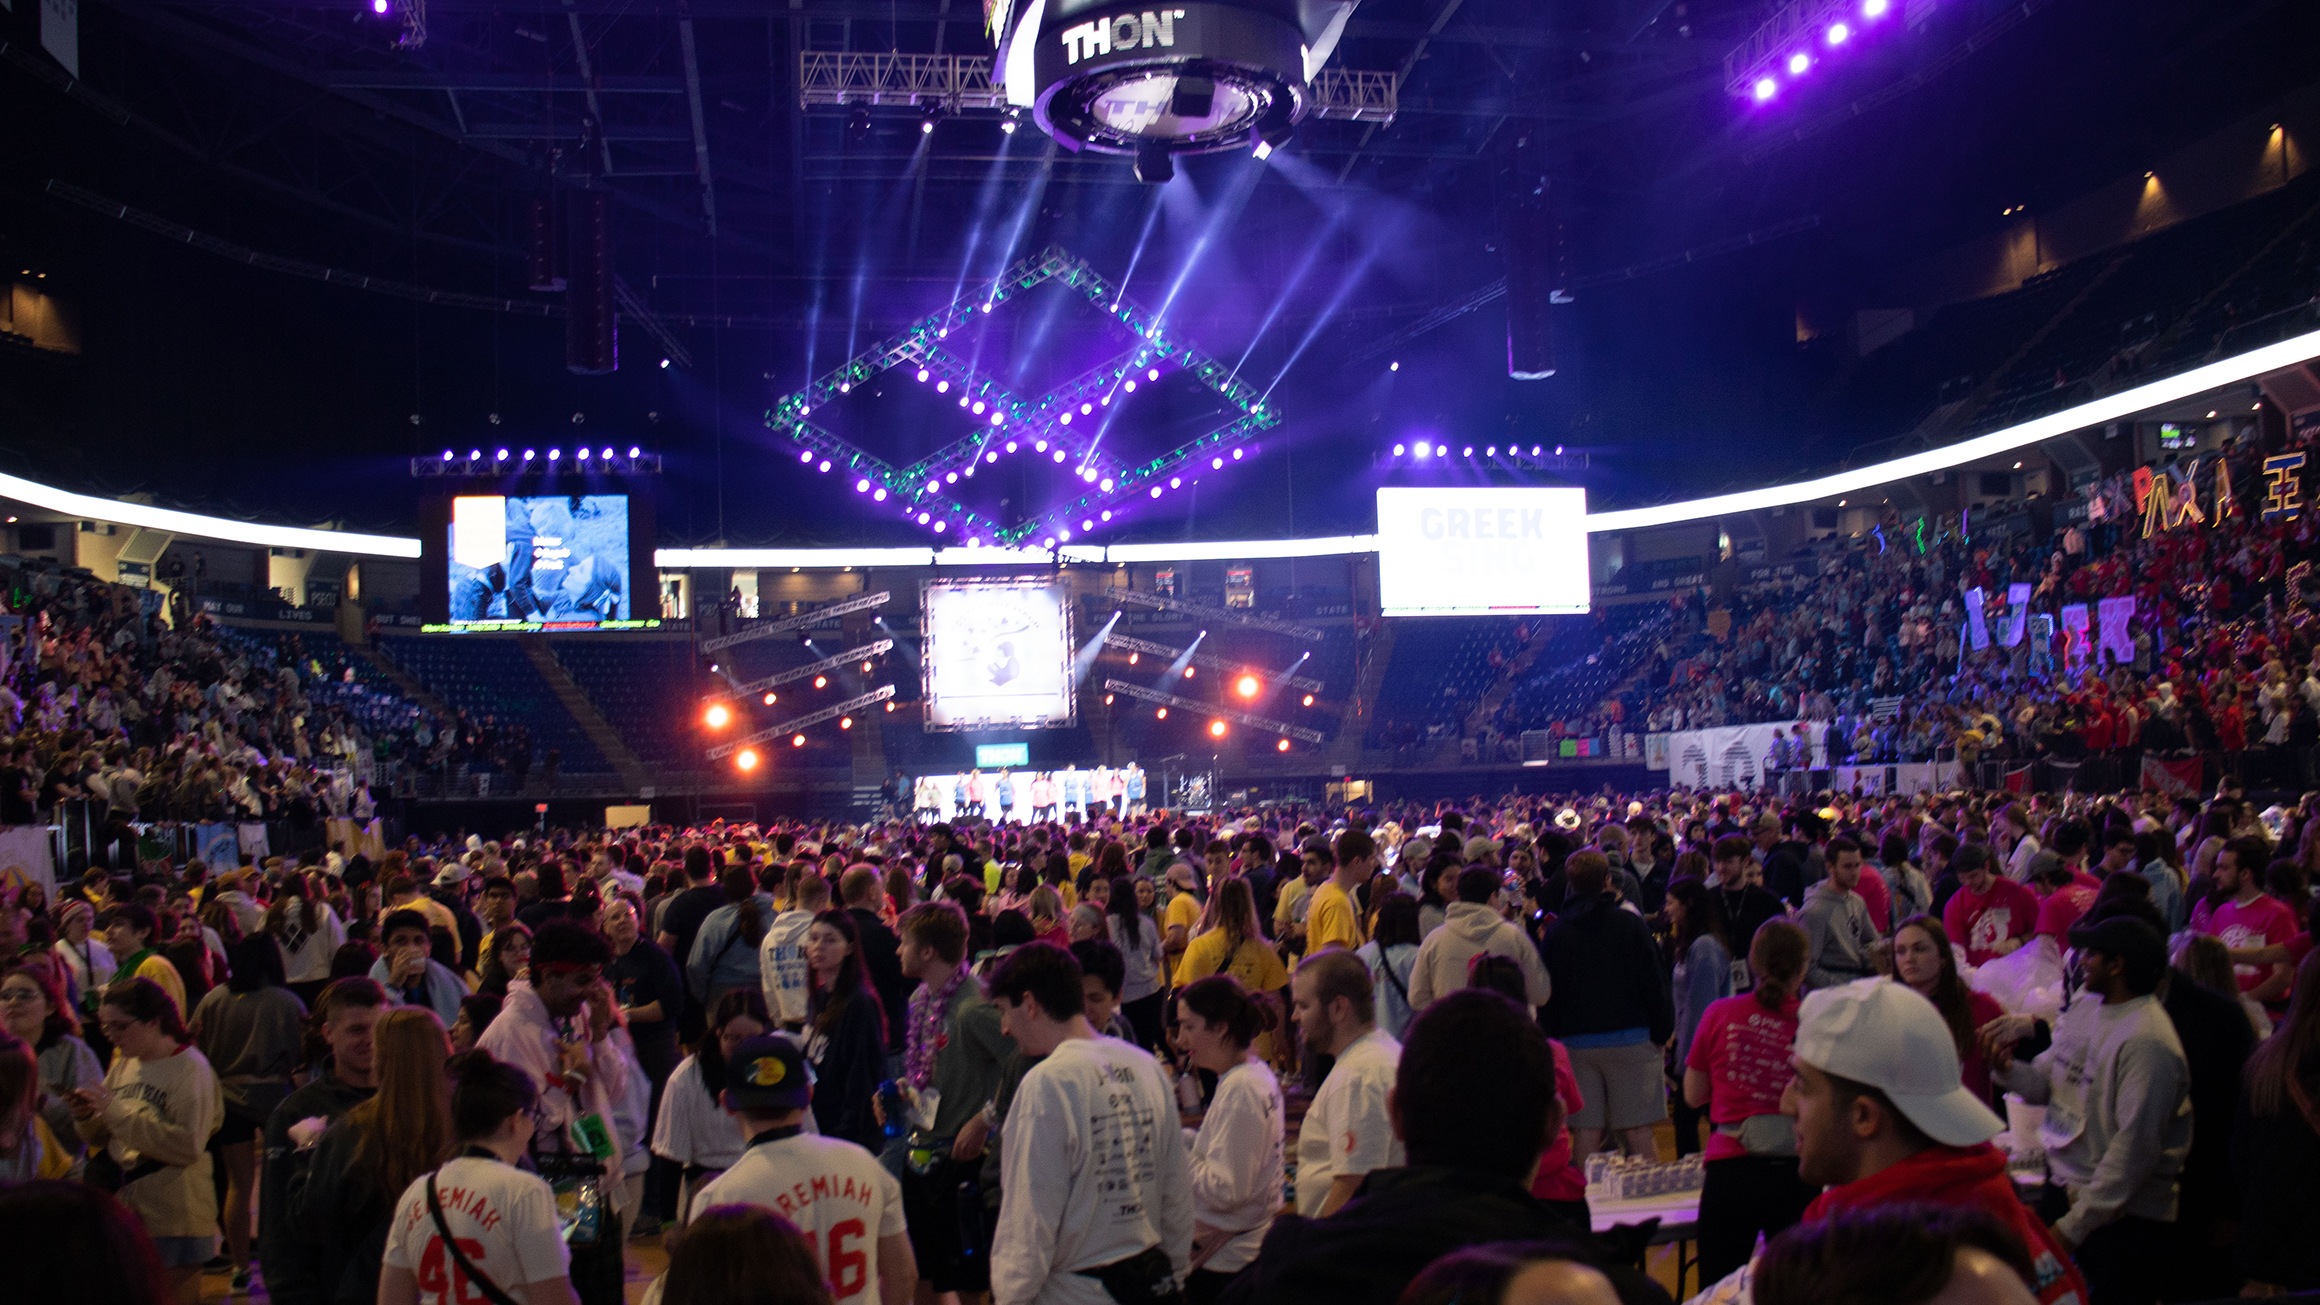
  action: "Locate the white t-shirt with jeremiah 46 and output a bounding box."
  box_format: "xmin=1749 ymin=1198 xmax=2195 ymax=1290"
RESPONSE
xmin=382 ymin=1156 xmax=570 ymax=1304
xmin=1294 ymin=1026 xmax=1404 ymax=1216
xmin=693 ymin=1130 xmax=906 ymax=1305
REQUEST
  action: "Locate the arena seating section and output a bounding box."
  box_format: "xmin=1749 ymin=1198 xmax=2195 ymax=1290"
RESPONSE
xmin=376 ymin=635 xmax=610 ymax=775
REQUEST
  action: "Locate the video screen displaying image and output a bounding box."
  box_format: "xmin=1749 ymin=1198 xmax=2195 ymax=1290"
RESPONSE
xmin=448 ymin=495 xmax=632 ymax=627
xmin=921 ymin=579 xmax=1075 ymax=731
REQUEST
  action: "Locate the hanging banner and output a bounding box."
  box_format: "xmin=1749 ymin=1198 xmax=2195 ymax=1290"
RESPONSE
xmin=237 ymin=823 xmax=271 ymax=860
xmin=2000 ymin=582 xmax=2032 ymax=647
xmin=1664 ymin=720 xmax=1822 ymax=791
xmin=1965 ymin=587 xmax=1992 ymax=651
xmin=2140 ymin=755 xmax=2204 ymax=795
xmin=0 ymin=827 xmax=55 ymax=902
xmin=193 ymin=823 xmax=241 ymax=872
xmin=2097 ymin=596 xmax=2136 ymax=669
xmin=1644 ymin=733 xmax=1672 ymax=771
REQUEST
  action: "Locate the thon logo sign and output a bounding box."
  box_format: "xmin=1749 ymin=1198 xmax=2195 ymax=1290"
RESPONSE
xmin=1374 ymin=486 xmax=1592 ymax=617
xmin=1060 ymin=10 xmax=1189 ymax=64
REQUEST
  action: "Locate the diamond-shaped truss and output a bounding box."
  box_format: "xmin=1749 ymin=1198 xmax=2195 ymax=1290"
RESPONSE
xmin=763 ymin=245 xmax=1283 ymax=545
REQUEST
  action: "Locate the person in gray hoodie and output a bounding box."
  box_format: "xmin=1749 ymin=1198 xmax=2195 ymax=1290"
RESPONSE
xmin=1800 ymin=837 xmax=1879 ymax=990
xmin=1408 ymin=867 xmax=1552 ymax=1011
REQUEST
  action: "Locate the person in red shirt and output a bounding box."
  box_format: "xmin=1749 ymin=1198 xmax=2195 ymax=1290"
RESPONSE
xmin=1683 ymin=921 xmax=1814 ymax=1285
xmin=2189 ymin=837 xmax=2298 ymax=1006
xmin=2030 ymin=824 xmax=2103 ymax=943
xmin=1942 ymin=845 xmax=2042 ymax=966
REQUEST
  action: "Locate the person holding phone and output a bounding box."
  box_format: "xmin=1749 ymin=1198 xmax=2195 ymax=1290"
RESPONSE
xmin=368 ymin=909 xmax=467 ymax=1027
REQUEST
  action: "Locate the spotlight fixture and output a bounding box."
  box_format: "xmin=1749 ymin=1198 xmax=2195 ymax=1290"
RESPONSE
xmin=846 ymin=105 xmax=872 ymax=145
xmin=920 ymin=105 xmax=941 ymax=134
xmin=792 ymin=734 xmax=806 ymax=747
xmin=736 ymin=748 xmax=760 ymax=772
xmin=704 ymin=704 xmax=731 ymax=728
xmin=1208 ymin=720 xmax=1227 ymax=738
xmin=1133 ymin=142 xmax=1175 ymax=184
xmin=1277 ymin=738 xmax=1291 ymax=751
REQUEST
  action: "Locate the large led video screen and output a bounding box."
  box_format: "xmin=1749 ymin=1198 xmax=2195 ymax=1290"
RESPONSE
xmin=921 ymin=579 xmax=1076 ymax=732
xmin=445 ymin=495 xmax=637 ymax=630
xmin=1376 ymin=486 xmax=1591 ymax=616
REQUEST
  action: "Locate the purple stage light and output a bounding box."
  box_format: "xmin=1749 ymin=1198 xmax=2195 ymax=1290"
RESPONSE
xmin=927 ymin=480 xmax=941 ymax=493
xmin=1462 ymin=446 xmax=1474 ymax=457
xmin=817 ymin=460 xmax=831 ymax=473
xmin=548 ymin=448 xmax=561 ymax=460
xmin=1081 ymin=403 xmax=1092 ymax=415
xmin=469 ymin=448 xmax=481 ymax=460
xmin=441 ymin=449 xmax=453 ymax=461
xmin=945 ymin=472 xmax=958 ymax=484
xmin=1211 ymin=457 xmax=1223 ymax=469
xmin=1753 ymin=76 xmax=1777 ymax=101
xmin=522 ymin=450 xmax=535 ymax=461
xmin=1058 ymin=529 xmax=1071 ymax=541
xmin=855 ymin=479 xmax=870 ymax=492
xmin=1006 ymin=441 xmax=1019 ymax=453
xmin=985 ymin=451 xmax=998 ymax=463
xmin=936 ymin=380 xmax=949 ymax=393
xmin=1232 ymin=448 xmax=1244 ymax=460
xmin=1052 ymin=450 xmax=1065 ymax=463
xmin=1101 ymin=510 xmax=1112 ymax=521
xmin=1169 ymin=476 xmax=1182 ymax=489
xmin=1414 ymin=441 xmax=1431 ymax=458
xmin=1864 ymin=0 xmax=1888 ymax=14
xmin=1083 ymin=519 xmax=1094 ymax=530
xmin=1787 ymin=51 xmax=1810 ymax=74
xmin=1486 ymin=446 xmax=1496 ymax=457
xmin=838 ymin=383 xmax=850 ymax=394
xmin=1099 ymin=478 xmax=1114 ymax=491
xmin=991 ymin=413 xmax=1004 ymax=426
xmin=980 ymin=303 xmax=993 ymax=313
xmin=1393 ymin=443 xmax=1406 ymax=456
xmin=1532 ymin=445 xmax=1543 ymax=455
xmin=496 ymin=448 xmax=509 ymax=460
xmin=1151 ymin=487 xmax=1163 ymax=498
xmin=628 ymin=446 xmax=639 ymax=458
xmin=873 ymin=488 xmax=886 ymax=502
xmin=1124 ymin=380 xmax=1137 ymax=392
xmin=800 ymin=450 xmax=814 ymax=463
xmin=1555 ymin=445 xmax=1564 ymax=454
xmin=958 ymin=396 xmax=969 ymax=408
xmin=916 ymin=369 xmax=929 ymax=382
xmin=933 ymin=521 xmax=946 ymax=532
xmin=1081 ymin=468 xmax=1097 ymax=482
xmin=1826 ymin=21 xmax=1850 ymax=43
xmin=972 ymin=400 xmax=986 ymax=414
xmin=918 ymin=513 xmax=931 ymax=524
xmin=1148 ymin=368 xmax=1160 ymax=381
xmin=577 ymin=448 xmax=590 ymax=460
xmin=1061 ymin=413 xmax=1073 ymax=425
xmin=1100 ymin=396 xmax=1111 ymax=407
xmin=372 ymin=0 xmax=387 ymax=12
xmin=798 ymin=407 xmax=810 ymax=418
xmin=967 ymin=537 xmax=982 ymax=548
xmin=601 ymin=449 xmax=612 ymax=460
xmin=1043 ymin=537 xmax=1056 ymax=548
xmin=1034 ymin=440 xmax=1048 ymax=452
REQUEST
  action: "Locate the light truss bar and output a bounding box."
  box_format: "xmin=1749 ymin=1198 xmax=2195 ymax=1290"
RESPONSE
xmin=1103 ymin=632 xmax=1325 ymax=692
xmin=1723 ymin=0 xmax=1865 ymax=95
xmin=699 ymin=591 xmax=891 ymax=652
xmin=1105 ymin=586 xmax=1326 ymax=639
xmin=893 ymin=347 xmax=1139 ymax=486
xmin=797 ymin=52 xmax=1395 ymax=120
xmin=1103 ymin=679 xmax=1326 ymax=744
xmin=707 ymin=686 xmax=898 ymax=759
xmin=727 ymin=639 xmax=895 ymax=695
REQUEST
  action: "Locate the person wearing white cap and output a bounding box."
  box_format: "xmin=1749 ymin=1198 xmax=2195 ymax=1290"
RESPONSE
xmin=1684 ymin=978 xmax=2087 ymax=1305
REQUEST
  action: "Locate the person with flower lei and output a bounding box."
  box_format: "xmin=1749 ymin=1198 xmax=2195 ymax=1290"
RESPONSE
xmin=880 ymin=899 xmax=1015 ymax=1298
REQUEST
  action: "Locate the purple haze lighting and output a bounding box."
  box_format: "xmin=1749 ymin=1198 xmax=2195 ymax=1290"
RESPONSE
xmin=1124 ymin=379 xmax=1138 ymax=392
xmin=1052 ymin=450 xmax=1065 ymax=463
xmin=1101 ymin=511 xmax=1112 ymax=521
xmin=927 ymin=480 xmax=941 ymax=493
xmin=1486 ymin=446 xmax=1496 ymax=457
xmin=1044 ymin=537 xmax=1056 ymax=548
xmin=1753 ymin=76 xmax=1778 ymax=101
xmin=1864 ymin=0 xmax=1889 ymax=14
xmin=1058 ymin=529 xmax=1071 ymax=541
xmin=1081 ymin=468 xmax=1097 ymax=482
xmin=945 ymin=472 xmax=958 ymax=483
xmin=958 ymin=396 xmax=969 ymax=408
xmin=1081 ymin=403 xmax=1093 ymax=415
xmin=991 ymin=413 xmax=1004 ymax=426
xmin=1462 ymin=446 xmax=1474 ymax=457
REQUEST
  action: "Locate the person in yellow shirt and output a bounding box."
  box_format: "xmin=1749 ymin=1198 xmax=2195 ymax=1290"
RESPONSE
xmin=1162 ymin=860 xmax=1205 ymax=976
xmin=1172 ymin=879 xmax=1290 ymax=1063
xmin=1305 ymin=829 xmax=1378 ymax=954
xmin=1273 ymin=842 xmax=1330 ymax=955
xmin=99 ymin=903 xmax=187 ymax=1020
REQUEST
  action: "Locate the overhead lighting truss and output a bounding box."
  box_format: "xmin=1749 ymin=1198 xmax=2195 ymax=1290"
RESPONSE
xmin=798 ymin=53 xmax=1395 ymax=124
xmin=723 ymin=639 xmax=895 ymax=697
xmin=1103 ymin=632 xmax=1326 ymax=693
xmin=706 ymin=686 xmax=897 ymax=760
xmin=763 ymin=245 xmax=1283 ymax=546
xmin=1105 ymin=585 xmax=1326 ymax=639
xmin=700 ymin=590 xmax=892 ymax=653
xmin=1104 ymin=679 xmax=1326 ymax=744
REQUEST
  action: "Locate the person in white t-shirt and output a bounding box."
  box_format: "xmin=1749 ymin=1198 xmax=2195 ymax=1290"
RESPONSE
xmin=989 ymin=941 xmax=1194 ymax=1305
xmin=760 ymin=869 xmax=827 ymax=1030
xmin=380 ymin=1050 xmax=575 ymax=1305
xmin=686 ymin=1033 xmax=915 ymax=1305
xmin=1289 ymin=948 xmax=1404 ymax=1217
xmin=1172 ymin=975 xmax=1285 ymax=1305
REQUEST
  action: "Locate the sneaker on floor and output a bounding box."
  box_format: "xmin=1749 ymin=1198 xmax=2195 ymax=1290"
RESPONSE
xmin=629 ymin=1215 xmax=663 ymax=1239
xmin=231 ymin=1269 xmax=253 ymax=1294
xmin=203 ymin=1255 xmax=233 ymax=1273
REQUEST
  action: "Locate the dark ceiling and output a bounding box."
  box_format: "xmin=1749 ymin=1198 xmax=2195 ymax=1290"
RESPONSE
xmin=0 ymin=0 xmax=2313 ymax=546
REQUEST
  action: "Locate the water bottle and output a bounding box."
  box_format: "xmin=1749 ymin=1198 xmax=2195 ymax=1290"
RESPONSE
xmin=877 ymin=1079 xmax=906 ymax=1139
xmin=1176 ymin=1068 xmax=1202 ymax=1113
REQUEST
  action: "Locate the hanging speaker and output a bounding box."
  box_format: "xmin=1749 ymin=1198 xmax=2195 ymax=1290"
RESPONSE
xmin=566 ymin=188 xmax=617 ymax=376
xmin=526 ymin=194 xmax=565 ymax=292
xmin=1505 ymin=198 xmax=1561 ymax=380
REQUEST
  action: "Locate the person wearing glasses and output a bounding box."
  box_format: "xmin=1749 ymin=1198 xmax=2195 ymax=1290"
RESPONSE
xmin=70 ymin=976 xmax=224 ymax=1305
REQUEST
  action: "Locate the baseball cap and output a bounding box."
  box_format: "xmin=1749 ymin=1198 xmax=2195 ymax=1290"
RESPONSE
xmin=2067 ymin=914 xmax=2167 ymax=986
xmin=1792 ymin=979 xmax=2004 ymax=1148
xmin=433 ymin=863 xmax=473 ymax=888
xmin=723 ymin=1034 xmax=812 ymax=1112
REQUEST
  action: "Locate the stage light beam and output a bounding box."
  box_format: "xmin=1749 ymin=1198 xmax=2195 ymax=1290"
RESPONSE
xmin=704 ymin=703 xmax=732 ymax=729
xmin=736 ymin=748 xmax=759 ymax=771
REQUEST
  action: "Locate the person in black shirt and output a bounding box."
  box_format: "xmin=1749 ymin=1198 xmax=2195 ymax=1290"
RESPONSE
xmin=601 ymin=895 xmax=685 ymax=1230
xmin=1709 ymin=836 xmax=1784 ymax=957
xmin=840 ymin=864 xmax=912 ymax=1056
xmin=0 ymin=746 xmax=37 ymax=826
xmin=260 ymin=977 xmax=385 ymax=1305
xmin=654 ymin=845 xmax=727 ymax=1042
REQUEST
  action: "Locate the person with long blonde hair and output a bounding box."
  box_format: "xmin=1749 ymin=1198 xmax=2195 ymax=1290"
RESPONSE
xmin=290 ymin=1007 xmax=454 ymax=1304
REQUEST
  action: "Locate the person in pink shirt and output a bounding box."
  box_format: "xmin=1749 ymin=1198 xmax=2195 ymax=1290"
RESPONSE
xmin=1683 ymin=920 xmax=1814 ymax=1285
xmin=1854 ymin=860 xmax=1892 ymax=936
xmin=2030 ymin=828 xmax=2104 ymax=942
xmin=1941 ymin=845 xmax=2040 ymax=966
xmin=2190 ymin=837 xmax=2297 ymax=1006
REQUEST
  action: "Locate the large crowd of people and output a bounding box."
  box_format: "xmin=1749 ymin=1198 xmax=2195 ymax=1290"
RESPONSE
xmin=0 ymin=776 xmax=2314 ymax=1305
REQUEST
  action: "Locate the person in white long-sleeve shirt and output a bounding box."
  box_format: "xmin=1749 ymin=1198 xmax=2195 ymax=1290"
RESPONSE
xmin=1172 ymin=975 xmax=1285 ymax=1305
xmin=759 ymin=869 xmax=825 ymax=1030
xmin=990 ymin=941 xmax=1194 ymax=1305
xmin=1290 ymin=949 xmax=1403 ymax=1217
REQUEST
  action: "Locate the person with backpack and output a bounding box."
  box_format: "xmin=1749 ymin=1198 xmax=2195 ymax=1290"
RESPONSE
xmin=378 ymin=1051 xmax=577 ymax=1305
